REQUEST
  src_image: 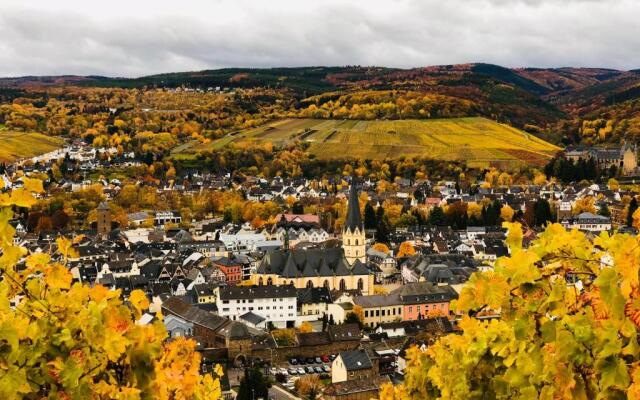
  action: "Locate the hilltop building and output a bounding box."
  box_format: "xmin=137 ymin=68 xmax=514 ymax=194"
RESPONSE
xmin=564 ymin=142 xmax=638 ymax=175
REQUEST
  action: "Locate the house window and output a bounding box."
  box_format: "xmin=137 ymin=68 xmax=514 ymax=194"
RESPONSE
xmin=306 ymin=281 xmax=314 ymax=288
xmin=340 ymin=279 xmax=346 ymax=291
xmin=357 ymin=278 xmax=364 ymax=291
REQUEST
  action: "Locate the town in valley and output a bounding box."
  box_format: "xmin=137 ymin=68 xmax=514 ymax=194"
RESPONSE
xmin=2 ymin=0 xmax=640 ymax=398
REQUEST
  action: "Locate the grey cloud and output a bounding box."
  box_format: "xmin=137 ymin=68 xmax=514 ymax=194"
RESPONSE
xmin=0 ymin=0 xmax=638 ymax=77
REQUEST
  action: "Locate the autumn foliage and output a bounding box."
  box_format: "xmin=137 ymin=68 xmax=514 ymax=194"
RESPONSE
xmin=0 ymin=180 xmax=222 ymax=399
xmin=382 ymin=222 xmax=640 ymax=399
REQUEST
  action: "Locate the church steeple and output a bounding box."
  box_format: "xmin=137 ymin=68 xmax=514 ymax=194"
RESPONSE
xmin=342 ymin=175 xmax=366 ymax=265
xmin=344 ymin=175 xmax=363 ymax=233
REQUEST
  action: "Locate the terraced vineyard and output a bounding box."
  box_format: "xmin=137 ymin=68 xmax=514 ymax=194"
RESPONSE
xmin=0 ymin=130 xmax=64 ymax=163
xmin=184 ymin=117 xmax=560 ymax=168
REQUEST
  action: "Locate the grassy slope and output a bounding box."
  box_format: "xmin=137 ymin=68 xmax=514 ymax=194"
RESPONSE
xmin=177 ymin=118 xmax=560 ymax=168
xmin=0 ymin=130 xmax=64 ymax=163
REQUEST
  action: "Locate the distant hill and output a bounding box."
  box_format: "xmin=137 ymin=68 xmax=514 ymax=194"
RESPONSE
xmin=176 ymin=117 xmax=560 ymax=169
xmin=2 ymin=62 xmax=640 ymax=147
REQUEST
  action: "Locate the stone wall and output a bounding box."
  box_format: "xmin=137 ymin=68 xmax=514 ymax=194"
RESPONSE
xmin=251 ymin=339 xmax=361 ymax=364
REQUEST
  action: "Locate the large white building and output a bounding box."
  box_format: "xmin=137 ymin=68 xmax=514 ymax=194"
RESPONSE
xmin=216 ymin=285 xmax=297 ymax=329
xmin=560 ymin=212 xmax=612 ymax=232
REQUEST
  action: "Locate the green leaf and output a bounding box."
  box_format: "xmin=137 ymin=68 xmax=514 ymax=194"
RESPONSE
xmin=595 ymin=267 xmax=626 ymax=320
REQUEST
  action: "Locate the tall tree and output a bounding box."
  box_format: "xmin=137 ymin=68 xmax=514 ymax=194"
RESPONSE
xmin=534 ymin=198 xmax=553 ymax=227
xmin=628 ymin=197 xmax=638 ymax=227
xmin=375 ymin=206 xmax=390 ymax=243
xmin=428 ymin=206 xmax=446 ymax=226
xmin=237 ymin=367 xmax=270 ymax=400
xmin=364 ymin=202 xmax=377 ymax=230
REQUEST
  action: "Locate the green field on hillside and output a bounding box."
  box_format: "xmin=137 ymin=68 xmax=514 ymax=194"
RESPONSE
xmin=178 ymin=117 xmax=560 ymax=168
xmin=0 ymin=131 xmax=64 ymax=163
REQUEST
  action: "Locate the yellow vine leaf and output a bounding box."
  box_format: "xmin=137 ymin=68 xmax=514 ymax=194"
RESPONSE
xmin=130 ymin=289 xmax=150 ymax=316
xmin=44 ymin=263 xmax=73 ymax=290
xmin=21 ymin=177 xmax=44 ymax=194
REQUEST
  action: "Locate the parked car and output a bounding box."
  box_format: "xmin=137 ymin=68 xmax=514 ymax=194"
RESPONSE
xmin=288 ymin=368 xmax=297 ymax=375
xmin=321 ymin=355 xmax=330 ymax=363
xmin=297 ymin=367 xmax=305 ymax=375
xmin=329 ymin=354 xmax=337 ymax=361
xmin=269 ymin=367 xmax=278 ymax=375
xmin=319 ymin=373 xmax=331 ymax=380
xmin=305 ymin=366 xmax=314 ymax=374
xmin=322 ymin=365 xmax=331 ymax=373
xmin=315 ymin=357 xmax=323 ymax=364
xmin=306 ymin=357 xmax=315 ymax=364
xmin=298 ymin=358 xmax=306 ymax=365
xmin=289 ymin=357 xmax=298 ymax=365
xmin=314 ymin=366 xmax=323 ymax=374
xmin=279 ymin=368 xmax=289 ymax=376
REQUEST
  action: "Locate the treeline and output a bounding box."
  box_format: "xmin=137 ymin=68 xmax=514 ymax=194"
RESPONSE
xmin=177 ymin=143 xmax=471 ymax=181
xmin=543 ymin=156 xmax=616 ymax=183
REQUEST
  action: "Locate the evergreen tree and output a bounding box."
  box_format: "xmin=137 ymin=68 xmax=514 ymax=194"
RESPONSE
xmin=364 ymin=203 xmax=377 ymax=230
xmin=627 ymin=197 xmax=638 ymax=227
xmin=428 ymin=206 xmax=446 ymax=226
xmin=413 ymin=188 xmax=424 ymax=203
xmin=483 ymin=201 xmax=501 ymax=226
xmin=534 ymin=199 xmax=553 ymax=227
xmin=237 ymin=367 xmax=270 ymax=400
xmin=292 ymin=202 xmax=304 ymax=214
xmin=598 ymin=203 xmax=611 ymax=218
xmin=375 ymin=206 xmax=390 ymax=243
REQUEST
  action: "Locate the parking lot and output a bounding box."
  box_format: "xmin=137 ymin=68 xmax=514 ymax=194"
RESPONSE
xmin=268 ymin=354 xmax=335 ymax=390
xmin=270 ymin=355 xmax=334 ymax=378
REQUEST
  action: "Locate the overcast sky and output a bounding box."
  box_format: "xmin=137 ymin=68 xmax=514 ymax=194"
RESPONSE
xmin=0 ymin=0 xmax=638 ymax=77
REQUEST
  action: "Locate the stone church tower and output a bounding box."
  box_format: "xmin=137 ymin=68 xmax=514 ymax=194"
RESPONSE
xmin=96 ymin=201 xmax=112 ymax=237
xmin=343 ymin=177 xmax=366 ymax=265
xmin=622 ymin=141 xmax=638 ymax=175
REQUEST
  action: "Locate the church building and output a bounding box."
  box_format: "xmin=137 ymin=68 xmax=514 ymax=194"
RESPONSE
xmin=253 ymin=177 xmax=374 ymax=294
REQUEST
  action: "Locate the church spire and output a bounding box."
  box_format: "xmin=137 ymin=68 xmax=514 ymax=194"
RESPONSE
xmin=344 ymin=175 xmax=363 ymax=232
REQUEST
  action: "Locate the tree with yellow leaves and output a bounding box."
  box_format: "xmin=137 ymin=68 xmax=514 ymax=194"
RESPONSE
xmin=0 ymin=179 xmax=222 ymax=399
xmin=608 ymin=178 xmax=620 ymax=191
xmin=397 ymin=241 xmax=416 ymax=258
xmin=573 ymin=196 xmax=596 ymax=215
xmin=381 ymin=221 xmax=640 ymax=399
xmin=372 ymin=242 xmax=390 ymax=254
xmin=298 ymin=321 xmax=314 ymax=334
xmin=500 ymin=204 xmax=515 ymax=222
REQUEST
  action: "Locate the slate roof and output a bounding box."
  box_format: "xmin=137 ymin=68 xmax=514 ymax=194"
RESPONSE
xmin=217 ymin=321 xmax=251 ymax=339
xmin=391 ymin=281 xmax=459 ymax=303
xmin=339 ymin=349 xmax=373 ymax=371
xmin=219 ymin=285 xmax=297 ymax=301
xmin=257 ymin=247 xmax=371 ymax=278
xmin=296 ymin=287 xmax=332 ymax=305
xmin=162 ymin=296 xmax=228 ymax=332
xmin=297 ymin=331 xmax=331 ymax=346
xmin=328 ymin=323 xmax=361 ymax=341
xmin=378 ymin=317 xmax=454 ymax=335
xmin=240 ymin=311 xmax=266 ymax=325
